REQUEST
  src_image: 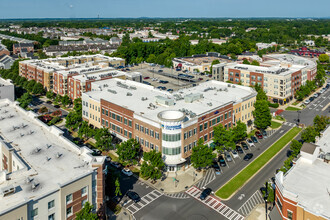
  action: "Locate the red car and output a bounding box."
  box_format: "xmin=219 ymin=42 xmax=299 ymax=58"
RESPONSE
xmin=255 ymin=131 xmax=263 ymax=139
xmin=144 ymin=77 xmax=150 ymax=80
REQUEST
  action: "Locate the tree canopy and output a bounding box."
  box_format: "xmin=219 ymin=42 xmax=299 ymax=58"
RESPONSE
xmin=191 ymin=139 xmax=216 ymax=169
xmin=116 ymin=139 xmax=141 ymax=165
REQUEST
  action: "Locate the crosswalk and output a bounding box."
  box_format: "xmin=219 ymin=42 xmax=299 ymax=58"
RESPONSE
xmin=125 ymin=190 xmax=163 ymax=214
xmin=195 ymin=168 xmax=216 ymax=188
xmin=186 ymin=186 xmax=244 ymax=220
xmin=165 ymin=192 xmax=190 ymax=199
xmin=283 ymin=122 xmax=295 ymax=127
xmin=237 ymin=190 xmax=264 ymax=216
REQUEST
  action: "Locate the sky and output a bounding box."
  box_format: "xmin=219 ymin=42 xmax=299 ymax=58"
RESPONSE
xmin=0 ymin=0 xmax=329 ymax=19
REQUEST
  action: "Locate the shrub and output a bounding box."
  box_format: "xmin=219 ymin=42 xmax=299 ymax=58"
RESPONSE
xmin=268 ymin=102 xmax=279 ymax=108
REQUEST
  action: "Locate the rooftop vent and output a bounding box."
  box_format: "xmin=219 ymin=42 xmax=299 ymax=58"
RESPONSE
xmin=141 ymin=97 xmax=148 ymax=101
xmin=34 ymin=147 xmax=41 ymax=153
xmin=0 ymin=185 xmax=15 ymax=197
xmin=184 ymin=93 xmax=203 ymax=103
xmin=126 ymin=92 xmax=132 ymax=96
xmin=228 ymin=84 xmax=231 ymax=87
xmin=107 ymin=89 xmax=117 ymax=94
xmin=207 ymin=102 xmax=213 ymax=106
xmin=31 ymin=181 xmax=39 ymax=190
xmin=56 ymin=152 xmax=62 ymax=158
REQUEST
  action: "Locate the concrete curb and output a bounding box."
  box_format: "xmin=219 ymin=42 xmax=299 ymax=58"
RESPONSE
xmin=215 ymin=126 xmax=302 ymax=201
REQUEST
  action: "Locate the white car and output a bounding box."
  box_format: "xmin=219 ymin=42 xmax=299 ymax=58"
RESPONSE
xmin=313 ymin=93 xmax=318 ymax=98
xmin=304 ymin=99 xmax=311 ymax=105
xmin=231 ymin=150 xmax=239 ymax=158
xmin=246 ymin=139 xmax=255 ymax=147
xmin=320 ymin=89 xmax=325 ymax=94
xmin=122 ymin=168 xmax=133 ymax=177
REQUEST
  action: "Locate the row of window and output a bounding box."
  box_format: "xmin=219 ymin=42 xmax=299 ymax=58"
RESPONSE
xmin=101 ymin=119 xmax=133 ymax=138
xmin=135 ymin=123 xmax=160 ymax=140
xmin=102 ymin=108 xmax=132 ymax=127
xmin=162 ymin=133 xmax=181 ymax=142
xmin=199 ymin=112 xmax=231 ymax=132
xmin=183 ymin=141 xmax=197 ymax=153
xmin=162 ymin=146 xmax=181 ymax=155
xmin=183 ymin=128 xmax=197 ymax=140
xmin=135 ymin=136 xmax=159 ymax=151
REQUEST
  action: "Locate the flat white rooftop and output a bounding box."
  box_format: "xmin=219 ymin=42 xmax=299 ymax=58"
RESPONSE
xmin=72 ymin=69 xmax=126 ymax=83
xmin=281 ymin=126 xmax=330 ymax=219
xmin=263 ymin=54 xmax=317 ymax=69
xmin=226 ymin=63 xmax=304 ymax=76
xmin=85 ymin=79 xmax=256 ymax=122
xmin=0 ymin=99 xmax=99 ymax=214
xmin=0 ymin=77 xmax=13 ymax=86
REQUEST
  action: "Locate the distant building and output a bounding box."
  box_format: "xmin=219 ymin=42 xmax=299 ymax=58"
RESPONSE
xmin=109 ymin=37 xmax=122 ymax=45
xmin=0 ymin=77 xmax=14 ymax=101
xmin=303 ymin=40 xmax=315 ymax=46
xmin=0 ymin=44 xmax=10 ymax=56
xmin=13 ymin=43 xmax=34 ymax=55
xmin=271 ymin=126 xmax=330 ymax=220
xmin=0 ymin=54 xmax=15 ymax=70
xmin=290 ymin=46 xmax=325 ymax=58
xmin=0 ymin=99 xmax=106 ymax=220
xmin=256 ymin=42 xmax=277 ymax=50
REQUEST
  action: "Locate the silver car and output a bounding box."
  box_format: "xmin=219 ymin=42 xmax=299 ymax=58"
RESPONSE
xmin=225 ymin=152 xmax=232 ymax=162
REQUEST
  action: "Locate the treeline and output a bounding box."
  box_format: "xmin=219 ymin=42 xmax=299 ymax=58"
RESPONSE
xmin=112 ymin=34 xmax=257 ymax=66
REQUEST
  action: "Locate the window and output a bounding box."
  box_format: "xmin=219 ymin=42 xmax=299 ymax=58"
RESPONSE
xmin=128 ymin=120 xmax=132 ymax=127
xmin=135 ymin=123 xmax=139 ymax=130
xmin=140 ymin=126 xmax=144 ymax=133
xmin=162 ymin=133 xmax=181 ymax=142
xmin=31 ymin=208 xmax=38 ymax=218
xmin=155 ymin=132 xmax=159 ymax=139
xmin=225 ymin=113 xmax=227 ymax=119
xmin=150 ymin=130 xmax=154 ymax=137
xmin=193 ymin=128 xmax=197 ymax=135
xmin=277 ymin=198 xmax=283 ymax=212
xmin=66 ymin=194 xmax=72 ymax=204
xmin=82 ymin=199 xmax=88 ymax=208
xmin=105 ymin=110 xmax=108 ymax=116
xmin=66 ymin=207 xmax=73 ymax=217
xmin=287 ymin=210 xmax=293 ymax=220
xmin=162 ymin=146 xmax=181 ymax=155
xmin=48 ymin=213 xmax=55 ymax=220
xmin=199 ymin=124 xmax=203 ymax=132
xmin=204 ymin=122 xmax=207 ymax=129
xmin=145 ymin=128 xmax=149 ymax=135
xmin=124 ymin=130 xmax=128 ymax=136
xmin=81 ymin=186 xmax=87 ymax=196
xmin=124 ymin=118 xmax=128 ymax=125
xmin=129 ymin=132 xmax=132 ymax=139
xmin=48 ymin=200 xmax=55 ymax=209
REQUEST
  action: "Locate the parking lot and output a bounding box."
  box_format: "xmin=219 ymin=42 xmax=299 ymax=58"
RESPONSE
xmin=128 ymin=63 xmax=213 ymax=91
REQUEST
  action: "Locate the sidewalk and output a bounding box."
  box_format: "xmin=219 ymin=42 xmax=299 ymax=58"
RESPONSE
xmin=149 ymin=166 xmax=204 ymax=193
xmin=246 ymin=204 xmax=266 ymax=220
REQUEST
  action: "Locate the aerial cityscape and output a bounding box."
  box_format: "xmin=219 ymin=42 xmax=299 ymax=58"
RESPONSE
xmin=0 ymin=1 xmax=329 ymax=220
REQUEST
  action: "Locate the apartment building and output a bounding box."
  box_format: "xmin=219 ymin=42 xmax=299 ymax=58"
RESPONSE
xmin=224 ymin=63 xmax=306 ymax=105
xmin=271 ymin=126 xmax=330 ymax=220
xmin=0 ymin=77 xmax=14 ymax=101
xmin=0 ymin=99 xmax=106 ymax=220
xmin=82 ymin=79 xmax=256 ymax=171
xmin=13 ymin=43 xmax=34 ymax=55
xmin=19 ymin=55 xmax=126 ymax=95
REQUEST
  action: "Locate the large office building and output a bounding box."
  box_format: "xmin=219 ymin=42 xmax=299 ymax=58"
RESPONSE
xmin=19 ymin=55 xmax=127 ymax=99
xmin=82 ymin=78 xmax=256 ymax=171
xmin=0 ymin=77 xmax=14 ymax=101
xmin=0 ymin=99 xmax=106 ymax=220
xmin=215 ymin=54 xmax=317 ymax=105
xmin=272 ymin=126 xmax=330 ymax=220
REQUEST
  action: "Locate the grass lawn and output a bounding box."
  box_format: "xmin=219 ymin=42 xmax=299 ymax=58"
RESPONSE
xmin=285 ymin=106 xmax=301 ymax=111
xmin=274 ymin=115 xmax=285 ymax=121
xmin=216 ymin=127 xmax=301 ymax=199
xmin=292 ymin=101 xmax=300 ymax=106
xmin=271 ymin=121 xmax=282 ymax=129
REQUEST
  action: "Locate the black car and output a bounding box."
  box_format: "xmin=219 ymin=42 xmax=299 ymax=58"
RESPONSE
xmin=143 ymin=81 xmax=151 ymax=85
xmin=241 ymin=142 xmax=249 ymax=150
xmin=212 ymin=161 xmax=221 ymax=173
xmin=244 ymin=153 xmax=253 ymax=161
xmin=127 ymin=191 xmax=141 ymax=203
xmin=236 ymin=146 xmax=244 ymax=154
xmin=46 ymin=100 xmax=52 ymax=104
xmin=199 ymin=188 xmax=212 ymax=200
xmin=261 ymin=130 xmax=268 ymax=138
xmin=54 ymin=105 xmax=60 ymax=108
xmin=218 ymin=155 xmax=226 ymax=167
xmin=309 ymin=97 xmax=314 ymax=101
xmin=251 ymin=136 xmax=258 ymax=143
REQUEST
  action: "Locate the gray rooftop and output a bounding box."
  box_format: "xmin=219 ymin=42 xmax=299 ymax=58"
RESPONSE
xmin=0 ymin=100 xmax=102 ymax=214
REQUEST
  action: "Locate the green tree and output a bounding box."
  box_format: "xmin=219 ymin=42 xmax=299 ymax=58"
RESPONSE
xmin=255 ymin=84 xmax=268 ymax=101
xmin=213 ymin=124 xmax=235 ymax=151
xmin=253 ymin=100 xmax=271 ymax=129
xmin=232 ymin=121 xmax=247 ymax=142
xmin=251 ymin=60 xmax=260 ymax=66
xmin=46 ymin=91 xmax=54 ymax=99
xmin=75 ymin=202 xmax=98 ymax=220
xmin=26 ymin=80 xmax=36 ymax=92
xmin=17 ymin=92 xmax=32 ymax=109
xmin=121 ymin=33 xmax=131 ymax=46
xmin=78 ymin=121 xmax=94 ymax=140
xmin=65 ymin=111 xmax=82 ymax=130
xmin=290 ymin=139 xmax=303 ymax=157
xmin=54 ymin=94 xmax=62 ymax=104
xmin=61 ymin=95 xmax=71 ymax=106
xmin=313 ymin=115 xmax=330 ymax=134
xmin=116 ymin=139 xmax=140 ymax=165
xmin=243 ymin=59 xmax=250 ymax=65
xmin=191 ymin=139 xmax=216 ymax=170
xmin=146 ymin=54 xmax=156 ymax=63
xmin=140 ymin=150 xmax=165 ymax=181
xmin=32 ymin=82 xmax=45 ymax=95
xmin=95 ymin=128 xmax=113 ymax=150
xmin=301 ymin=126 xmax=318 ymax=143
xmin=318 ymin=54 xmax=329 ymax=63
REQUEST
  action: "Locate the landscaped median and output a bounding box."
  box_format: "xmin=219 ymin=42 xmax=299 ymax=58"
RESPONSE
xmin=215 ymin=126 xmax=302 ymax=199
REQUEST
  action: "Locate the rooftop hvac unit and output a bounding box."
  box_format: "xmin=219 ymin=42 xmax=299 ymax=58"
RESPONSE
xmin=126 ymin=92 xmax=132 ymax=96
xmin=0 ymin=185 xmax=15 ymax=197
xmin=207 ymin=102 xmax=213 ymax=106
xmin=228 ymin=84 xmax=231 ymax=87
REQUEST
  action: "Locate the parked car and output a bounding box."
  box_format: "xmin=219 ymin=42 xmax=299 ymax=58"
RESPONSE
xmin=304 ymin=99 xmax=310 ymax=105
xmin=144 ymin=77 xmax=150 ymax=80
xmin=320 ymin=89 xmax=325 ymax=94
xmin=261 ymin=130 xmax=268 ymax=138
xmin=236 ymin=146 xmax=244 ymax=154
xmin=127 ymin=191 xmax=141 ymax=203
xmin=244 ymin=153 xmax=253 ymax=161
xmin=326 ymin=83 xmax=330 ymax=89
xmin=158 ymin=70 xmax=163 ymax=73
xmin=46 ymin=100 xmax=52 ymax=104
xmin=105 ymin=156 xmax=111 ymax=162
xmin=246 ymin=139 xmax=255 ymax=147
xmin=251 ymin=136 xmax=258 ymax=143
xmin=241 ymin=142 xmax=249 ymax=150
xmin=225 ymin=152 xmax=232 ymax=162
xmin=255 ymin=131 xmax=263 ymax=139
xmin=309 ymin=97 xmax=314 ymax=102
xmin=218 ymin=155 xmax=226 ymax=167
xmin=167 ymin=89 xmax=174 ymax=92
xmin=313 ymin=93 xmax=318 ymax=98
xmin=231 ymin=150 xmax=239 ymax=158
xmin=199 ymin=188 xmax=212 ymax=200
xmin=198 ymin=77 xmax=203 ymax=81
xmin=143 ymin=81 xmax=151 ymax=85
xmin=122 ymin=168 xmax=133 ymax=177
xmin=110 ymin=161 xmax=122 ymax=169
xmin=212 ymin=161 xmax=221 ymax=175
xmin=54 ymin=105 xmax=60 ymax=108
